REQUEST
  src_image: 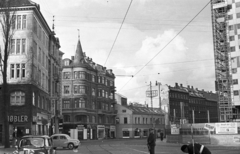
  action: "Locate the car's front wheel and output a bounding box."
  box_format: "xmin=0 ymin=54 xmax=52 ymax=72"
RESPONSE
xmin=68 ymin=143 xmax=74 ymax=150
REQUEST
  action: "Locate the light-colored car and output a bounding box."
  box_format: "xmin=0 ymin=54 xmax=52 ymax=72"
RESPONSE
xmin=51 ymin=134 xmax=80 ymax=150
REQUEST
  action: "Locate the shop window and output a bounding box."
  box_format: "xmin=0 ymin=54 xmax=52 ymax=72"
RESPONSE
xmin=10 ymin=91 xmax=25 ymax=106
xmin=122 ymin=130 xmax=130 ymax=138
xmin=134 ymin=128 xmax=140 ymax=137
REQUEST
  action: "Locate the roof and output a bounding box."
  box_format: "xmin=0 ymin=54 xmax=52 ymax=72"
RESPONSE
xmin=126 ymin=106 xmax=165 ymax=115
xmin=22 ymin=135 xmax=50 ymax=138
xmin=1 ymin=0 xmax=37 ymax=8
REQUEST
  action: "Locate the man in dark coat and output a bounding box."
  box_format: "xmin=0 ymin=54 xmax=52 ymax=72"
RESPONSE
xmin=181 ymin=143 xmax=211 ymax=154
xmin=147 ymin=128 xmax=156 ymax=154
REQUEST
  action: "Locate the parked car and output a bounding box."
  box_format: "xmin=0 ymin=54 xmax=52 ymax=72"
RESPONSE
xmin=12 ymin=135 xmax=56 ymax=154
xmin=50 ymin=134 xmax=80 ymax=150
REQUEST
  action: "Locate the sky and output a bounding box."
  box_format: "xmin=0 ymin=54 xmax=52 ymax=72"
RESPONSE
xmin=32 ymin=0 xmax=215 ymax=107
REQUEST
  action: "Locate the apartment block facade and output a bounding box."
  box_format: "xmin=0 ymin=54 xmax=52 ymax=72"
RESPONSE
xmin=211 ymin=0 xmax=240 ymax=122
xmin=61 ymin=39 xmax=116 ymax=140
xmin=0 ymin=0 xmax=63 ymax=144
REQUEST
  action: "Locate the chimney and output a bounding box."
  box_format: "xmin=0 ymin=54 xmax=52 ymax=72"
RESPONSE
xmin=180 ymin=84 xmax=183 ymax=87
xmin=191 ymin=86 xmax=194 ymax=89
xmin=175 ymin=83 xmax=178 ymax=87
xmin=71 ymin=56 xmax=74 ymax=61
xmin=196 ymin=88 xmax=198 ymax=91
xmin=188 ymin=85 xmax=190 ymax=89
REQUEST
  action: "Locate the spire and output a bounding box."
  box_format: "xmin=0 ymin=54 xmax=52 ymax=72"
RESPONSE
xmin=73 ymin=29 xmax=84 ymax=64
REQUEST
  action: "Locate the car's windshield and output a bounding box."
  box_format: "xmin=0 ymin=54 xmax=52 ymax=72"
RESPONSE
xmin=20 ymin=138 xmax=44 ymax=148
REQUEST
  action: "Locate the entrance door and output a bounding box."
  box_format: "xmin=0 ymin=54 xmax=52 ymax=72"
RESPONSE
xmin=78 ymin=130 xmax=83 ymax=140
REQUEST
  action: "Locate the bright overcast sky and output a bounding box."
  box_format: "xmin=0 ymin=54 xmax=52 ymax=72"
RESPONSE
xmin=32 ymin=0 xmax=215 ymax=107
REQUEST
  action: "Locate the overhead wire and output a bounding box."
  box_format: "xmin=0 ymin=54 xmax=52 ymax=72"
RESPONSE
xmin=103 ymin=0 xmax=133 ymax=66
xmin=117 ymin=0 xmax=212 ymax=92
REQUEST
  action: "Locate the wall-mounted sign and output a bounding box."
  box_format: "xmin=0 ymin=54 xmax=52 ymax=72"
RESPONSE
xmin=171 ymin=124 xmax=179 ymax=134
xmin=8 ymin=115 xmax=28 ymax=123
xmin=204 ymin=123 xmax=215 ymax=131
xmin=215 ymin=123 xmax=237 ymax=134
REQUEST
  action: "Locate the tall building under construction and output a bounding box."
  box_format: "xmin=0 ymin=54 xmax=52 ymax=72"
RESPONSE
xmin=211 ymin=0 xmax=240 ymax=122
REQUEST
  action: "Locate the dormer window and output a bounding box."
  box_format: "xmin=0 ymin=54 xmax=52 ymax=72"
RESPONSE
xmin=64 ymin=60 xmax=70 ymax=66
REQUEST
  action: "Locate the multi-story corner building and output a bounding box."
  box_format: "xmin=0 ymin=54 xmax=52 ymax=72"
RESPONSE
xmin=61 ymin=38 xmax=116 ymax=140
xmin=159 ymin=83 xmax=219 ymax=127
xmin=115 ymin=104 xmax=165 ymax=139
xmin=0 ymin=0 xmax=62 ymax=144
xmin=211 ymin=0 xmax=240 ymax=122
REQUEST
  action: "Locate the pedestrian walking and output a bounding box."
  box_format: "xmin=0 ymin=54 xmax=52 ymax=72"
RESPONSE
xmin=181 ymin=143 xmax=211 ymax=154
xmin=147 ymin=128 xmax=156 ymax=154
xmin=160 ymin=130 xmax=164 ymax=141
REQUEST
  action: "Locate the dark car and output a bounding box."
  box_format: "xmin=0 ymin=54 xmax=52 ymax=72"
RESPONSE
xmin=12 ymin=135 xmax=57 ymax=154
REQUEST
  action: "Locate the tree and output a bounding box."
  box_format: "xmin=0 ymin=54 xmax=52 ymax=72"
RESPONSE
xmin=0 ymin=0 xmax=17 ymax=148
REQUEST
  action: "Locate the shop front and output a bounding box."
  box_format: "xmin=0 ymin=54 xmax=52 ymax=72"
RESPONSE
xmin=105 ymin=125 xmax=110 ymax=139
xmin=110 ymin=125 xmax=116 ymax=138
xmin=122 ymin=128 xmax=131 ymax=138
xmin=97 ymin=125 xmax=105 ymax=139
xmin=33 ymin=113 xmax=49 ymax=135
xmin=134 ymin=128 xmax=141 ymax=138
xmin=8 ymin=115 xmax=31 ymax=140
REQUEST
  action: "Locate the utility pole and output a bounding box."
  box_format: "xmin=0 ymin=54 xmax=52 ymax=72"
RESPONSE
xmin=156 ymin=81 xmax=161 ymax=110
xmin=150 ymin=81 xmax=154 ymax=128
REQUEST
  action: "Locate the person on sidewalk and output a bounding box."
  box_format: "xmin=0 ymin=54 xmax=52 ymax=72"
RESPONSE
xmin=147 ymin=128 xmax=156 ymax=154
xmin=181 ymin=143 xmax=211 ymax=154
xmin=160 ymin=130 xmax=164 ymax=141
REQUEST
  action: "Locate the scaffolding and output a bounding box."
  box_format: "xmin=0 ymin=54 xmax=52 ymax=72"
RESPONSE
xmin=211 ymin=0 xmax=234 ymax=122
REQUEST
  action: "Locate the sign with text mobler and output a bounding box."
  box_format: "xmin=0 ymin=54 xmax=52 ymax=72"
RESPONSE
xmin=8 ymin=115 xmax=28 ymax=123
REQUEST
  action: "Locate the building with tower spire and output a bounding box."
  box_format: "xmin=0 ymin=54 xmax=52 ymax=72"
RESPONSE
xmin=61 ymin=34 xmax=116 ymax=140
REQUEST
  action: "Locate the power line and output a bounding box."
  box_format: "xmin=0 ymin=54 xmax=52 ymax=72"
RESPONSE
xmin=103 ymin=0 xmax=133 ymax=66
xmin=118 ymin=0 xmax=211 ymax=92
xmin=109 ymin=58 xmax=213 ymax=69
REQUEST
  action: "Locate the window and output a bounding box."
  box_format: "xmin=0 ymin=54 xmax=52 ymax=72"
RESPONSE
xmin=64 ymin=60 xmax=69 ymax=66
xmin=92 ymin=88 xmax=95 ymax=96
xmin=92 ymin=75 xmax=95 ymax=82
xmin=229 ymin=25 xmax=233 ymax=30
xmin=124 ymin=117 xmax=128 ymax=124
xmin=233 ymin=90 xmax=239 ymax=96
xmin=236 ymin=2 xmax=240 ymax=8
xmin=74 ymin=85 xmax=86 ymax=94
xmin=16 ymin=39 xmax=21 ymax=54
xmin=229 ymin=36 xmax=235 ymax=41
xmin=92 ymin=102 xmax=95 ymax=110
xmin=92 ymin=116 xmax=96 ymax=123
xmin=123 ymin=130 xmax=130 ymax=138
xmin=228 ymin=14 xmax=233 ymax=20
xmin=17 ymin=15 xmax=21 ymax=29
xmin=22 ymin=39 xmax=26 ymax=54
xmin=22 ymin=15 xmax=26 ymax=29
xmin=98 ymin=76 xmax=101 ymax=83
xmin=63 ymin=85 xmax=70 ymax=94
xmin=10 ymin=91 xmax=25 ymax=105
xmin=230 ymin=46 xmax=235 ymax=52
xmin=16 ymin=64 xmax=20 ymax=78
xmin=11 ymin=39 xmax=15 ymax=54
xmin=237 ymin=13 xmax=240 ymax=18
xmin=79 ymin=72 xmax=85 ymax=79
xmin=232 ymin=68 xmax=237 ymax=74
xmin=64 ymin=115 xmax=70 ymax=122
xmin=232 ymin=79 xmax=238 ymax=85
xmin=32 ymin=92 xmax=35 ymax=106
xmin=63 ymin=72 xmax=70 ymax=79
xmin=75 ymin=98 xmax=85 ymax=108
xmin=63 ymin=100 xmax=70 ymax=109
xmin=12 ymin=15 xmax=16 ymax=29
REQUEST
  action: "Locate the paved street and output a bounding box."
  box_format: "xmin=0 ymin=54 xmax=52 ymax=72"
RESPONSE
xmin=1 ymin=138 xmax=239 ymax=154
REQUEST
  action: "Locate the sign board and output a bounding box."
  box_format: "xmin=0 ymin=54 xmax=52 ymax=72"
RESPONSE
xmin=171 ymin=124 xmax=180 ymax=134
xmin=146 ymin=90 xmax=158 ymax=97
xmin=215 ymin=123 xmax=238 ymax=134
xmin=233 ymin=136 xmax=240 ymax=143
xmin=204 ymin=123 xmax=215 ymax=131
